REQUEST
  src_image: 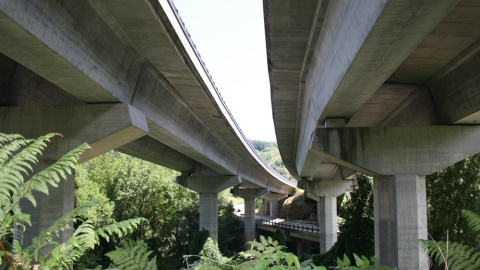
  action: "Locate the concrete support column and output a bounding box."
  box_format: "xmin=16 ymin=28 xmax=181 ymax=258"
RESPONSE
xmin=261 ymin=193 xmax=287 ymax=218
xmin=373 ymin=174 xmax=428 ymax=270
xmin=235 ymin=188 xmax=267 ymax=244
xmin=244 ymin=197 xmax=256 ymax=242
xmin=270 ymin=201 xmax=279 ymax=218
xmin=177 ymin=175 xmax=241 ymax=241
xmin=318 ymin=196 xmax=337 ymax=254
xmin=301 ymin=180 xmax=352 ymax=254
xmin=1 ymin=104 xmax=149 ymax=247
xmin=199 ymin=193 xmax=219 ymax=240
xmin=20 ymin=159 xmax=75 ymax=248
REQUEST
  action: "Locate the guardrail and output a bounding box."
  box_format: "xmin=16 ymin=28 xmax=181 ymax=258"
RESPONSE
xmin=256 ymin=218 xmax=321 ymax=234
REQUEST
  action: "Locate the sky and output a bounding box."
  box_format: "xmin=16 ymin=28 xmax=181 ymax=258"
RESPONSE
xmin=172 ymin=0 xmax=277 ymax=142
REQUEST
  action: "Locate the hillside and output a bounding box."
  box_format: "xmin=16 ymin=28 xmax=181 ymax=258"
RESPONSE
xmin=250 ymin=140 xmax=295 ymax=182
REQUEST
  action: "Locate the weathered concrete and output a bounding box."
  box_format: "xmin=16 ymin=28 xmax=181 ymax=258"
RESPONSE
xmin=311 ymin=126 xmax=480 ymax=176
xmin=0 ymin=104 xmax=149 ymax=162
xmin=373 ymin=174 xmax=428 ymax=270
xmin=177 ymin=175 xmax=241 ymax=241
xmin=0 ymin=104 xmax=149 ymax=247
xmin=308 ymin=126 xmax=480 ymax=269
xmin=20 ymin=159 xmax=75 ymax=249
xmin=261 ymin=193 xmax=288 ymax=218
xmin=302 ymin=180 xmax=352 ymax=253
xmin=236 ymin=189 xmax=267 ymax=244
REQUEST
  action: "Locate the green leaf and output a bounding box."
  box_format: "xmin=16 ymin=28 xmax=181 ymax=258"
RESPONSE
xmin=343 ymin=254 xmax=351 ymax=266
xmin=353 ymin=253 xmax=363 ymax=267
xmin=255 ymin=259 xmax=272 ymax=270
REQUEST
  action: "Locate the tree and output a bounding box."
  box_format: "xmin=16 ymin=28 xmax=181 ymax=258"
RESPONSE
xmin=273 ymin=228 xmax=287 ymax=247
xmin=313 ymin=174 xmax=374 ymax=266
xmin=75 ymin=151 xmax=200 ymax=268
xmin=420 ymin=209 xmax=480 ymax=270
xmin=426 ymin=154 xmax=480 ymax=247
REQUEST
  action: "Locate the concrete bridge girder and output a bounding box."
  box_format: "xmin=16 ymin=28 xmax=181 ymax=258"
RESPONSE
xmin=0 ymin=104 xmax=149 ymax=161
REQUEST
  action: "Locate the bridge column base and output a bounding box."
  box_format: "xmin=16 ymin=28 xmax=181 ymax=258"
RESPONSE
xmin=374 ymin=174 xmax=428 ymax=270
xmin=177 ymin=175 xmax=241 ymax=241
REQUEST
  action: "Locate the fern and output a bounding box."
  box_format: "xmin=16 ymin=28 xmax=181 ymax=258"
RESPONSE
xmin=420 ymin=210 xmax=480 ymax=270
xmin=104 ymin=239 xmax=157 ymax=270
xmin=0 ymin=133 xmax=148 ymax=269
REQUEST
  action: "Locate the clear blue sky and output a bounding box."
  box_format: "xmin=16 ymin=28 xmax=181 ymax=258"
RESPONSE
xmin=172 ymin=0 xmax=277 ymax=142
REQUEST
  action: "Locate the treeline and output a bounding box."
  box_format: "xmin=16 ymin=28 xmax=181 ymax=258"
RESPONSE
xmin=250 ymin=140 xmax=295 ymax=182
xmin=74 ymin=151 xmax=244 ymax=269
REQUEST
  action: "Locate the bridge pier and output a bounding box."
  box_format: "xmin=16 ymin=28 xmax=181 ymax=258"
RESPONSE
xmin=177 ymin=175 xmax=241 ymax=241
xmin=0 ymin=104 xmax=149 ymax=247
xmin=374 ymin=174 xmax=428 ymax=269
xmin=301 ymin=180 xmax=352 ymax=254
xmin=312 ymin=126 xmax=480 ymax=269
xmin=234 ymin=188 xmax=267 ymax=244
xmin=261 ymin=193 xmax=287 ymax=218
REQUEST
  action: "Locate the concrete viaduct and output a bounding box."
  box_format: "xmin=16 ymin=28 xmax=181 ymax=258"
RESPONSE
xmin=0 ymin=0 xmax=297 ymax=248
xmin=266 ymin=0 xmax=480 ymax=269
xmin=2 ymin=0 xmax=480 ymax=269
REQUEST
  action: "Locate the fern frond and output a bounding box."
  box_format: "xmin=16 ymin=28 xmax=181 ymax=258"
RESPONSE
xmin=105 ymin=239 xmax=157 ymax=270
xmin=420 ymin=239 xmax=480 ymax=270
xmin=96 ymin=217 xmax=146 ymax=242
xmin=463 ymin=210 xmax=480 ymax=235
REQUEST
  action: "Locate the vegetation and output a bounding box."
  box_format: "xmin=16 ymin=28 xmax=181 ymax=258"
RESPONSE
xmin=424 ymin=153 xmax=480 ymax=269
xmin=75 ymin=150 xmax=245 ymax=268
xmin=420 ymin=209 xmax=480 ymax=270
xmin=188 ymin=235 xmax=391 ymax=270
xmin=313 ymin=174 xmax=374 ymax=267
xmin=273 ymin=228 xmax=287 ymax=247
xmin=0 ymin=133 xmax=147 ymax=269
xmin=250 ymin=140 xmax=294 ymax=182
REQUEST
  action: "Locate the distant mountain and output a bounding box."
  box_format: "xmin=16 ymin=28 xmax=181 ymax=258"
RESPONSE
xmin=250 ymin=140 xmax=295 ymax=182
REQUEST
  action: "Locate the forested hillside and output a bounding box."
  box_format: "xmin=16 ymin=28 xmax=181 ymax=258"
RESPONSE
xmin=250 ymin=140 xmax=295 ymax=182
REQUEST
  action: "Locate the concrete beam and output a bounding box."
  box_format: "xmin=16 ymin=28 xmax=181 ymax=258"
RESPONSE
xmin=176 ymin=175 xmax=241 ymax=194
xmin=428 ymin=42 xmax=480 ymax=124
xmin=296 ymin=0 xmax=458 ymax=179
xmin=117 ymin=136 xmax=196 ymax=173
xmin=0 ymin=104 xmax=148 ymax=161
xmin=298 ymin=180 xmax=352 ymax=197
xmin=312 ymin=126 xmax=480 ymax=176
